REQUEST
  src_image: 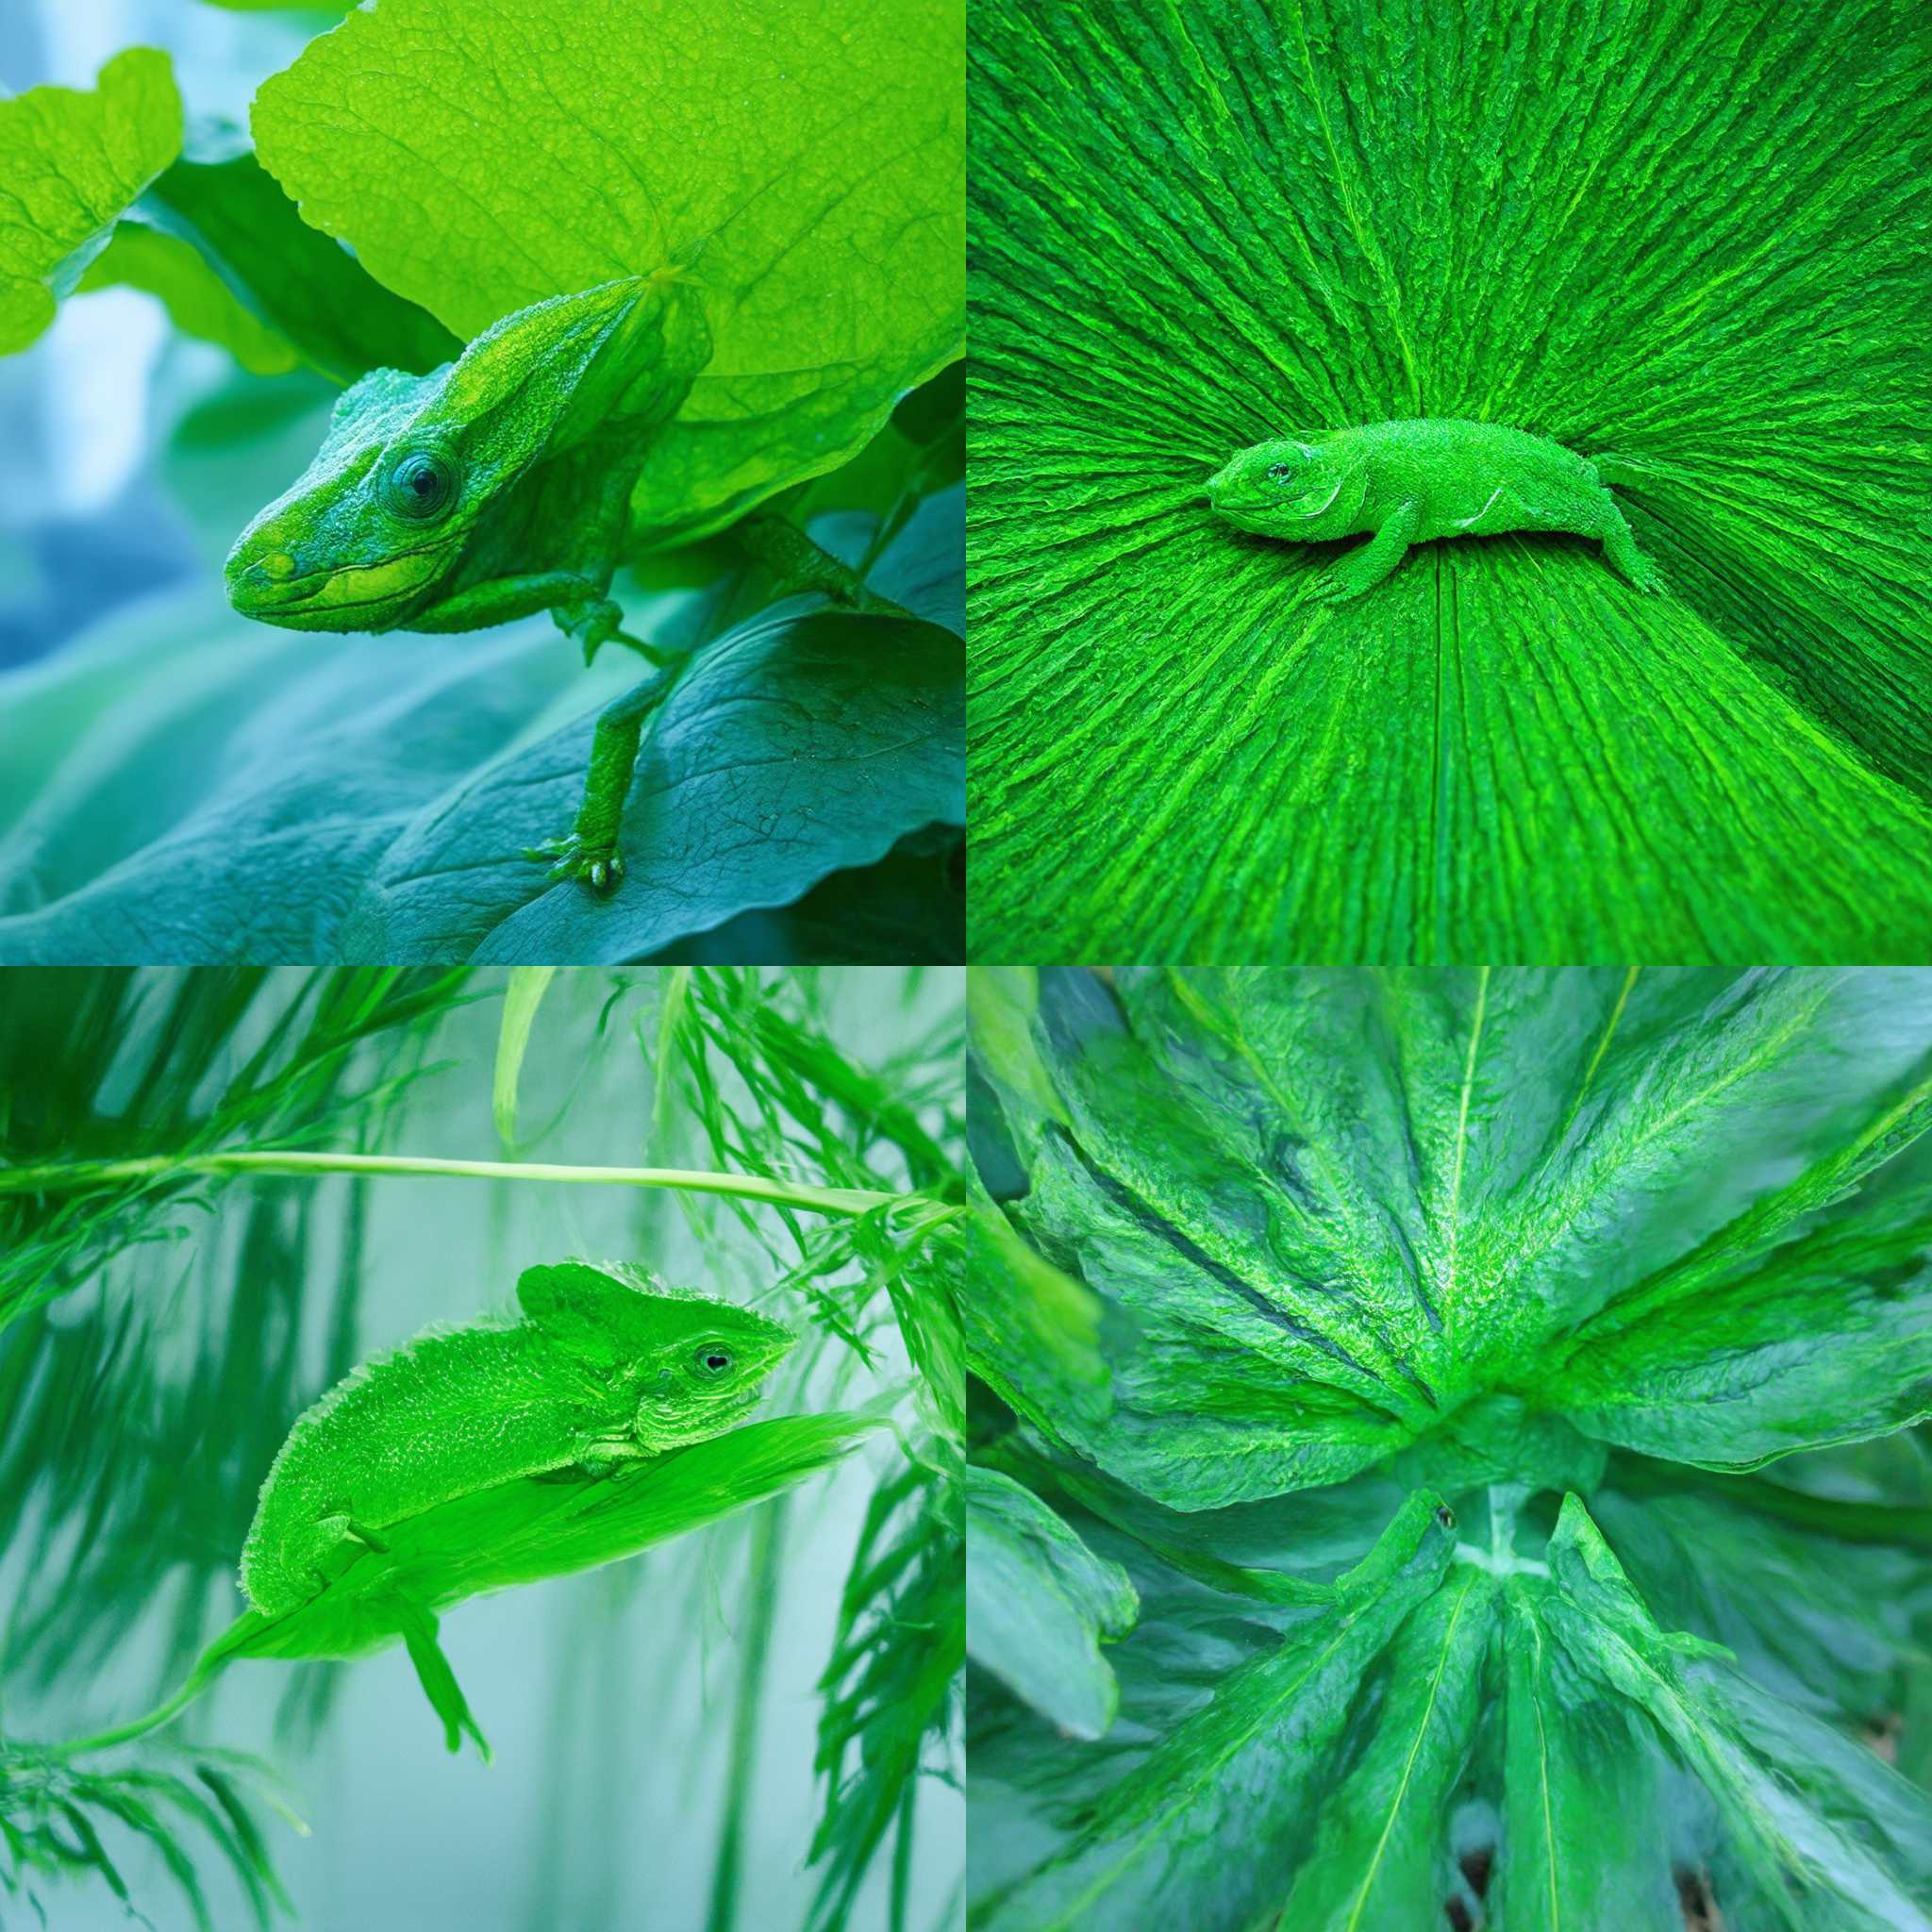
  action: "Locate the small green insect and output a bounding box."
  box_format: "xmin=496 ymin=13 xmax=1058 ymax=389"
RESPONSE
xmin=1207 ymin=417 xmax=1662 ymax=600
xmin=240 ymin=1259 xmax=793 ymax=1617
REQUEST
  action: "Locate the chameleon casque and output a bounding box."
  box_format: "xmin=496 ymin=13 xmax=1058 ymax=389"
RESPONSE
xmin=1207 ymin=418 xmax=1661 ymax=600
xmin=225 ymin=271 xmax=900 ymax=892
xmin=239 ymin=1259 xmax=793 ymax=1618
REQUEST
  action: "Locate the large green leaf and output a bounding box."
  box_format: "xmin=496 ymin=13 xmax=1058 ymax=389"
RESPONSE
xmin=967 ymin=0 xmax=1932 ymax=959
xmin=973 ymin=968 xmax=1932 ymax=1510
xmin=253 ymin=0 xmax=966 ymax=540
xmin=0 ymin=50 xmax=181 ymax=353
xmin=1539 ymin=1495 xmax=1932 ymax=1932
xmin=0 ymin=589 xmax=962 ymax=964
xmin=1489 ymin=1591 xmax=1681 ymax=1932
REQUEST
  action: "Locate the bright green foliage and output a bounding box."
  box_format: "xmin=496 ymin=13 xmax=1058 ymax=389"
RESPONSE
xmin=966 ymin=1466 xmax=1138 ymax=1740
xmin=969 ymin=967 xmax=1932 ymax=1930
xmin=252 ymin=0 xmax=966 ymax=542
xmin=968 ymin=0 xmax=1932 ymax=961
xmin=241 ymin=1257 xmax=793 ymax=1614
xmin=0 ymin=50 xmax=181 ymax=353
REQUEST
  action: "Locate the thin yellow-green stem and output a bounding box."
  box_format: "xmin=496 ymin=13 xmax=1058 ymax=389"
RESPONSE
xmin=0 ymin=1151 xmax=897 ymax=1220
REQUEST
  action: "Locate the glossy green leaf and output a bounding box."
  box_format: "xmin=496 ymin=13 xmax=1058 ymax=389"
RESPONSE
xmin=0 ymin=50 xmax=182 ymax=354
xmin=968 ymin=0 xmax=1932 ymax=960
xmin=253 ymin=0 xmax=965 ymax=541
xmin=966 ymin=1466 xmax=1138 ymax=1740
xmin=972 ymin=1491 xmax=1456 ymax=1931
xmin=974 ymin=968 xmax=1932 ymax=1509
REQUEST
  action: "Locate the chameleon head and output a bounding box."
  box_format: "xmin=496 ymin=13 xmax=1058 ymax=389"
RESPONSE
xmin=223 ymin=275 xmax=711 ymax=635
xmin=642 ymin=1300 xmax=796 ymax=1446
xmin=1207 ymin=437 xmax=1362 ymax=540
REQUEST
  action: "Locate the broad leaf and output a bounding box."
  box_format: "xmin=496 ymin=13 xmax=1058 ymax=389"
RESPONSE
xmin=0 ymin=50 xmax=181 ymax=353
xmin=253 ymin=0 xmax=966 ymax=539
xmin=1489 ymin=1592 xmax=1681 ymax=1932
xmin=966 ymin=1466 xmax=1138 ymax=1740
xmin=1277 ymin=1565 xmax=1493 ymax=1930
xmin=0 ymin=591 xmax=961 ymax=965
xmin=967 ymin=0 xmax=1932 ymax=959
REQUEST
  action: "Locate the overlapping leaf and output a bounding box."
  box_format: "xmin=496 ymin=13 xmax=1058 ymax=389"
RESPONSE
xmin=968 ymin=0 xmax=1932 ymax=959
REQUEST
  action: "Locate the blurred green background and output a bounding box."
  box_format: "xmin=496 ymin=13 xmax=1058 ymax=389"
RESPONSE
xmin=0 ymin=965 xmax=965 ymax=1930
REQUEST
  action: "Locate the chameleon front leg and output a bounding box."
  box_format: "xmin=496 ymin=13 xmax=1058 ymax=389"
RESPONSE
xmin=414 ymin=571 xmax=672 ymax=665
xmin=1319 ymin=499 xmax=1423 ymax=601
xmin=392 ymin=1596 xmax=491 ymax=1761
xmin=526 ymin=666 xmax=678 ymax=894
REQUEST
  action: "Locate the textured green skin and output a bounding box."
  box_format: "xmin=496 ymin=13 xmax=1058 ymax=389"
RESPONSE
xmin=224 ymin=275 xmax=715 ymax=891
xmin=240 ymin=1263 xmax=791 ymax=1616
xmin=1208 ymin=419 xmax=1659 ymax=598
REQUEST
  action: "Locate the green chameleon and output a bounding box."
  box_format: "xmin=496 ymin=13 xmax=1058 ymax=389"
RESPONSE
xmin=225 ymin=272 xmax=899 ymax=892
xmin=1207 ymin=418 xmax=1661 ymax=600
xmin=240 ymin=1259 xmax=793 ymax=1618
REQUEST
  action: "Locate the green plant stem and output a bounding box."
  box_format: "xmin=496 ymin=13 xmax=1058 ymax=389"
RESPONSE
xmin=57 ymin=1659 xmax=226 ymax=1758
xmin=0 ymin=1151 xmax=900 ymax=1220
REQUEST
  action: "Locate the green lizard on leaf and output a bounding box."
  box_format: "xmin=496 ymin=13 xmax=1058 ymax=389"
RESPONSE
xmin=225 ymin=272 xmax=906 ymax=892
xmin=1208 ymin=417 xmax=1662 ymax=601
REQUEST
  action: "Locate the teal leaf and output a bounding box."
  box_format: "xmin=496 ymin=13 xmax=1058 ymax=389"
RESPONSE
xmin=968 ymin=0 xmax=1932 ymax=960
xmin=0 ymin=592 xmax=961 ymax=964
xmin=967 ymin=1466 xmax=1139 ymax=1740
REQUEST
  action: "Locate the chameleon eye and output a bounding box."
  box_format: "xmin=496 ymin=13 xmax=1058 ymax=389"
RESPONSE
xmin=692 ymin=1346 xmax=735 ymax=1378
xmin=1267 ymin=460 xmax=1294 ymax=483
xmin=380 ymin=448 xmax=460 ymax=522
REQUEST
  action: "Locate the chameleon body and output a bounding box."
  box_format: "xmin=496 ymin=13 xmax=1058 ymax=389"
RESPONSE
xmin=224 ymin=275 xmax=898 ymax=892
xmin=1207 ymin=418 xmax=1660 ymax=600
xmin=240 ymin=1260 xmax=792 ymax=1617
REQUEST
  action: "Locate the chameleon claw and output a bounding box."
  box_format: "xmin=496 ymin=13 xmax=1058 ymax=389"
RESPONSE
xmin=526 ymin=835 xmax=625 ymax=894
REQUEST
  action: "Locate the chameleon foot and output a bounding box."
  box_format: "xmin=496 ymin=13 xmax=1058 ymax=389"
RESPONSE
xmin=527 ymin=834 xmax=625 ymax=895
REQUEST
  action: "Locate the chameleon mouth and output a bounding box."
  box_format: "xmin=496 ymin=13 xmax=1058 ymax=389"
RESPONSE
xmin=225 ymin=544 xmax=453 ymax=630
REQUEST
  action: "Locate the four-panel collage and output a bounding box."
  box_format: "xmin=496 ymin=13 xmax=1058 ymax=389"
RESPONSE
xmin=2 ymin=1 xmax=1928 ymax=1929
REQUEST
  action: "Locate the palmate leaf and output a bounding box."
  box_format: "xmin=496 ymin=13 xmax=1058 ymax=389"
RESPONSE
xmin=973 ymin=967 xmax=1932 ymax=1510
xmin=968 ymin=0 xmax=1932 ymax=960
xmin=968 ymin=967 xmax=1932 ymax=1930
